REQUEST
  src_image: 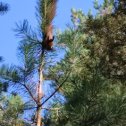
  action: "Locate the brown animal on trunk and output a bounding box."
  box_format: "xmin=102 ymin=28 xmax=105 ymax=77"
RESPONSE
xmin=43 ymin=24 xmax=54 ymax=50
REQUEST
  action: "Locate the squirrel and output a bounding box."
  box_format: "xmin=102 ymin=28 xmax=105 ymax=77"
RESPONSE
xmin=42 ymin=24 xmax=54 ymax=50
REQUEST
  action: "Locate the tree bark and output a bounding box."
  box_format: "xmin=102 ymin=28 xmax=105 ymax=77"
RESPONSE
xmin=36 ymin=51 xmax=44 ymax=126
xmin=36 ymin=105 xmax=42 ymax=126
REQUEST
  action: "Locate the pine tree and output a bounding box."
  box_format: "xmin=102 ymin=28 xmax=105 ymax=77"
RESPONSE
xmin=0 ymin=0 xmax=58 ymax=126
xmin=0 ymin=94 xmax=25 ymax=126
xmin=44 ymin=0 xmax=126 ymax=125
xmin=86 ymin=0 xmax=126 ymax=80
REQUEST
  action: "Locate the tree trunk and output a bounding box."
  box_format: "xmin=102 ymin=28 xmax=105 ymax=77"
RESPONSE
xmin=36 ymin=51 xmax=44 ymax=126
xmin=36 ymin=105 xmax=42 ymax=126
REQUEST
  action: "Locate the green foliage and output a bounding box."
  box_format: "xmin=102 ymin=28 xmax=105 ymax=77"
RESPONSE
xmin=86 ymin=2 xmax=126 ymax=80
xmin=0 ymin=65 xmax=21 ymax=83
xmin=45 ymin=1 xmax=126 ymax=126
xmin=0 ymin=0 xmax=126 ymax=126
xmin=0 ymin=94 xmax=24 ymax=126
xmin=2 ymin=95 xmax=24 ymax=120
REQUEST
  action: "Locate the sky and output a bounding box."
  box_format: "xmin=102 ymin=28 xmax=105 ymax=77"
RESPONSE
xmin=0 ymin=0 xmax=103 ymax=65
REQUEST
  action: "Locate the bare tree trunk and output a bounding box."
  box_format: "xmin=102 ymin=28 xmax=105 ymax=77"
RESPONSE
xmin=36 ymin=52 xmax=44 ymax=126
xmin=36 ymin=105 xmax=42 ymax=126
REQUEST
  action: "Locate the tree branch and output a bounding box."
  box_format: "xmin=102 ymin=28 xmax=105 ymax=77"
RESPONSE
xmin=23 ymin=70 xmax=71 ymax=110
xmin=41 ymin=71 xmax=71 ymax=106
xmin=21 ymin=83 xmax=38 ymax=104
